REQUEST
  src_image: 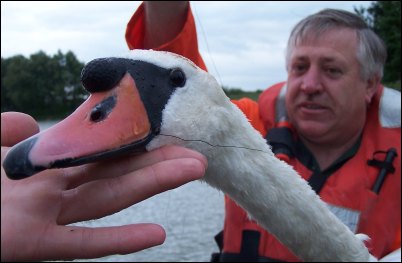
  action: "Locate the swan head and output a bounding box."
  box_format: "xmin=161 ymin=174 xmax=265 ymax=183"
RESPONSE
xmin=3 ymin=50 xmax=228 ymax=180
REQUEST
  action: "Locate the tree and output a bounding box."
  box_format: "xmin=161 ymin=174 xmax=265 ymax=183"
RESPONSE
xmin=355 ymin=1 xmax=401 ymax=84
xmin=60 ymin=51 xmax=90 ymax=111
xmin=2 ymin=55 xmax=34 ymax=113
xmin=1 ymin=50 xmax=87 ymax=119
xmin=1 ymin=58 xmax=12 ymax=111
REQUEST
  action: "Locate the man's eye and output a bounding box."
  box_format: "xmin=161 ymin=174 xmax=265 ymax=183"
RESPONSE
xmin=292 ymin=64 xmax=307 ymax=74
xmin=325 ymin=68 xmax=342 ymax=78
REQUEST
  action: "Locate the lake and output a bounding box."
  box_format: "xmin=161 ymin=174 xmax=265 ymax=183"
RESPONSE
xmin=39 ymin=120 xmax=225 ymax=262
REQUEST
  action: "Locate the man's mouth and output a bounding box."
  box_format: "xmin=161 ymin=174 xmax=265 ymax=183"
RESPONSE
xmin=300 ymin=102 xmax=326 ymax=110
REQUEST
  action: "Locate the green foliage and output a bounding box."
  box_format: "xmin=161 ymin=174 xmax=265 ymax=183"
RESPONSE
xmin=355 ymin=1 xmax=401 ymax=84
xmin=384 ymin=80 xmax=401 ymax=91
xmin=1 ymin=50 xmax=87 ymax=120
xmin=223 ymin=87 xmax=262 ymax=101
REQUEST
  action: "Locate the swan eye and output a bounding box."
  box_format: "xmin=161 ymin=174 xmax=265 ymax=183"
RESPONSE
xmin=169 ymin=68 xmax=186 ymax=88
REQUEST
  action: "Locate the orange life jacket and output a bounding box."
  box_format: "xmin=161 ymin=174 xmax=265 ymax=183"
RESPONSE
xmin=213 ymin=83 xmax=401 ymax=261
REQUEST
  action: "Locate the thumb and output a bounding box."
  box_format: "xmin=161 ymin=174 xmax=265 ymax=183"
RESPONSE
xmin=1 ymin=112 xmax=40 ymax=147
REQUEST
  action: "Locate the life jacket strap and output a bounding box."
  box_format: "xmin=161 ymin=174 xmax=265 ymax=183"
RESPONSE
xmin=265 ymin=126 xmax=295 ymax=160
xmin=367 ymin=150 xmax=396 ymax=174
xmin=368 ymin=148 xmax=398 ymax=193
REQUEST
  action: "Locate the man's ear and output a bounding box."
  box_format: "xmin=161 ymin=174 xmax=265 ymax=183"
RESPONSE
xmin=365 ymin=75 xmax=380 ymax=104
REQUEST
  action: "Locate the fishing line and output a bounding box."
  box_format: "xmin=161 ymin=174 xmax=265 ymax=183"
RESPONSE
xmin=192 ymin=2 xmax=224 ymax=87
xmin=159 ymin=133 xmax=270 ymax=154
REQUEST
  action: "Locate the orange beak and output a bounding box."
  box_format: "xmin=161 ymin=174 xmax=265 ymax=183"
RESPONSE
xmin=4 ymin=73 xmax=152 ymax=179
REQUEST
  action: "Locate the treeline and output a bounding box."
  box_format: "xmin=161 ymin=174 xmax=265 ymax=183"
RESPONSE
xmin=1 ymin=50 xmax=87 ymax=119
xmin=223 ymin=88 xmax=262 ymax=101
xmin=355 ymin=1 xmax=401 ymax=85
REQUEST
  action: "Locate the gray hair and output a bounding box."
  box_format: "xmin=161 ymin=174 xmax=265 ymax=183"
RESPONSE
xmin=286 ymin=9 xmax=387 ymax=81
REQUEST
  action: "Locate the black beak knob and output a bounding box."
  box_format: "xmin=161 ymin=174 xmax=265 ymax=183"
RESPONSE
xmin=81 ymin=57 xmax=127 ymax=93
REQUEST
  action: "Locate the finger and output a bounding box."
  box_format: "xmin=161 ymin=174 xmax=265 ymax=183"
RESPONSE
xmin=1 ymin=112 xmax=39 ymax=147
xmin=35 ymin=224 xmax=165 ymax=261
xmin=63 ymin=145 xmax=207 ymax=189
xmin=59 ymin=157 xmax=206 ymax=224
xmin=1 ymin=147 xmax=10 ymax=164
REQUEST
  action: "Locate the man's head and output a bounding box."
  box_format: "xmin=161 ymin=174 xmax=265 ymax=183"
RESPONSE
xmin=286 ymin=9 xmax=387 ymax=81
xmin=285 ymin=9 xmax=387 ymax=147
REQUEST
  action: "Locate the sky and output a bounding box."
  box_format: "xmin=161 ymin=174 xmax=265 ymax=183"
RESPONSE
xmin=1 ymin=1 xmax=373 ymax=91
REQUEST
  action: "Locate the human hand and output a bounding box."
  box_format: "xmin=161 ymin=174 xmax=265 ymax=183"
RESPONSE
xmin=143 ymin=1 xmax=189 ymax=48
xmin=1 ymin=112 xmax=207 ymax=261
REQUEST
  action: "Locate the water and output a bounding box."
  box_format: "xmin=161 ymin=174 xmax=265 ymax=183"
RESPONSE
xmin=38 ymin=121 xmax=225 ymax=262
xmin=75 ymin=182 xmax=224 ymax=262
xmin=39 ymin=120 xmax=61 ymax=131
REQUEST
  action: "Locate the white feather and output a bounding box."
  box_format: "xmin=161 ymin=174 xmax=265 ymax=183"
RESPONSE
xmin=128 ymin=49 xmax=371 ymax=262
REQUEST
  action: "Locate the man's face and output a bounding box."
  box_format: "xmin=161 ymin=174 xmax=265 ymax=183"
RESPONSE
xmin=286 ymin=28 xmax=376 ymax=146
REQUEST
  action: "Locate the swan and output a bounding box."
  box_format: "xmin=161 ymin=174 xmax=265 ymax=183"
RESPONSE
xmin=3 ymin=50 xmax=373 ymax=262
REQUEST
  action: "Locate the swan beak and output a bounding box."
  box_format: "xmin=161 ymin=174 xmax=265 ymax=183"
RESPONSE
xmin=3 ymin=73 xmax=152 ymax=180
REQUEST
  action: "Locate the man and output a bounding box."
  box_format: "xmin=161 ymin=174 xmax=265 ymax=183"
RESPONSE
xmin=125 ymin=1 xmax=401 ymax=261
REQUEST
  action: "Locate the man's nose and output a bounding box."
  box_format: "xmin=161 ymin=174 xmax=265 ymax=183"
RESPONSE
xmin=300 ymin=66 xmax=323 ymax=94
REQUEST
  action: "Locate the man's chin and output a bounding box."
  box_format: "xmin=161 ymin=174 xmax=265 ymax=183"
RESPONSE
xmin=296 ymin=123 xmax=332 ymax=142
